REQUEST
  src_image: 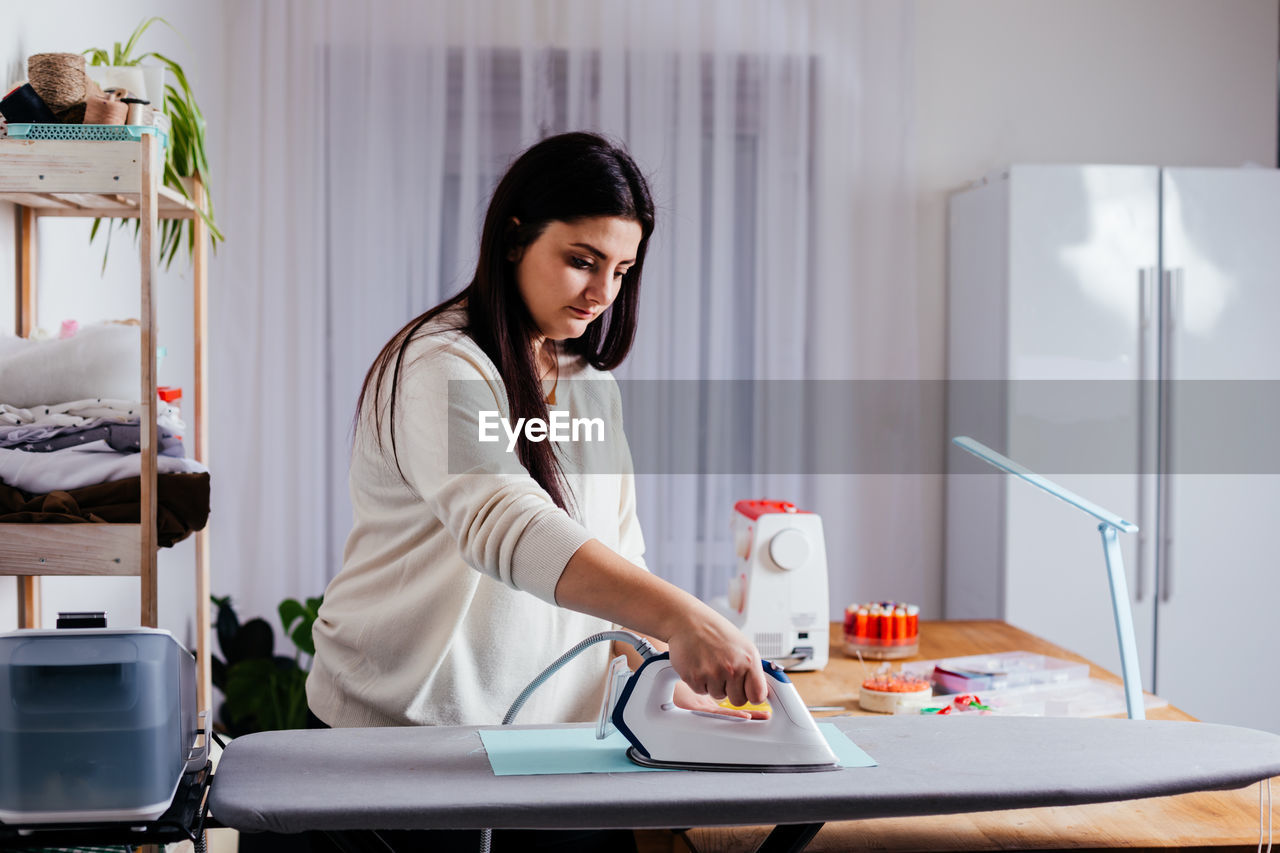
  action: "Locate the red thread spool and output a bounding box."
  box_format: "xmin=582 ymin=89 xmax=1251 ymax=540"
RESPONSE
xmin=843 ymin=600 xmax=921 ymax=660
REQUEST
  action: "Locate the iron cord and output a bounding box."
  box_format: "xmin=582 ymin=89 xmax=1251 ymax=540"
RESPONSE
xmin=480 ymin=630 xmax=657 ymax=853
xmin=502 ymin=630 xmax=657 ymax=726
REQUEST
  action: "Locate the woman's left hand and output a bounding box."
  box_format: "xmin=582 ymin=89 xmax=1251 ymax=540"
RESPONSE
xmin=673 ymin=681 xmax=770 ymax=719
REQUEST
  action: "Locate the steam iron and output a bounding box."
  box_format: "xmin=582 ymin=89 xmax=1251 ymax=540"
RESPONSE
xmin=608 ymin=653 xmax=839 ymax=772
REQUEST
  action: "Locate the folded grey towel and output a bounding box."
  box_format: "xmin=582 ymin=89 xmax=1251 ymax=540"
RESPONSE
xmin=9 ymin=421 xmax=184 ymax=457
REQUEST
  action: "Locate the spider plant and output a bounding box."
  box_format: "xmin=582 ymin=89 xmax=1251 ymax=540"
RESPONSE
xmin=84 ymin=16 xmax=224 ymax=271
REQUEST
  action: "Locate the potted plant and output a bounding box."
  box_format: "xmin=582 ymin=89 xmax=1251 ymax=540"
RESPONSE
xmin=210 ymin=594 xmax=322 ymax=736
xmin=84 ymin=17 xmax=224 ymax=270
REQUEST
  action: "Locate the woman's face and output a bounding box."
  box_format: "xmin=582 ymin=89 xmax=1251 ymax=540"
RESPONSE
xmin=514 ymin=216 xmax=643 ymax=343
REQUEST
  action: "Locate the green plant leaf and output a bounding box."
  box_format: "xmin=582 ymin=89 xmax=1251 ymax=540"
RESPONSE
xmin=99 ymin=216 xmax=114 ymax=275
xmin=120 ymin=17 xmax=167 ymax=64
xmin=212 ymin=595 xmax=321 ymax=733
xmin=280 ymin=596 xmax=320 ymax=658
xmin=230 ymin=617 xmax=274 ymax=663
xmin=214 ymin=596 xmax=240 ymax=659
xmin=82 ymin=17 xmax=221 ymax=270
xmin=148 ymin=51 xmax=196 ymax=101
xmin=166 ymin=224 xmax=182 ymax=268
xmin=210 ymin=653 xmax=227 ymax=692
xmin=279 ymin=598 xmax=306 ymax=632
xmin=224 ymin=658 xmax=278 ymax=731
xmin=290 ymin=625 xmax=315 ymax=658
xmin=276 ymin=663 xmax=312 ymax=730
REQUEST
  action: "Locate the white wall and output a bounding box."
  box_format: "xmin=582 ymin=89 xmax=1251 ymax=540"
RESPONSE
xmin=913 ymin=0 xmax=1278 ymax=614
xmin=0 ymin=1 xmax=229 ymax=644
xmin=3 ymin=0 xmax=1275 ymax=643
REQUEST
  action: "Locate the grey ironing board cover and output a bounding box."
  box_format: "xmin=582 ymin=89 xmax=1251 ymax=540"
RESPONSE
xmin=208 ymin=716 xmax=1280 ymax=833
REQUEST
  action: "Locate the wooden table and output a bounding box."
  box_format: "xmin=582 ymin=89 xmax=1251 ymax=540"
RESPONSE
xmin=671 ymin=620 xmax=1275 ymax=852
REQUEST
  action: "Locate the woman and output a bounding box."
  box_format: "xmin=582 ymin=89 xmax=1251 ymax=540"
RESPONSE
xmin=307 ymin=132 xmax=765 ymax=736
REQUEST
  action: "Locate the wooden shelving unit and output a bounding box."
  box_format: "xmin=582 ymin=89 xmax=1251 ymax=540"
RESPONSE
xmin=0 ymin=135 xmax=212 ymax=713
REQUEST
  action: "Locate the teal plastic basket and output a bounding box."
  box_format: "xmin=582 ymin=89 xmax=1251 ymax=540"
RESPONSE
xmin=5 ymin=123 xmax=168 ymax=149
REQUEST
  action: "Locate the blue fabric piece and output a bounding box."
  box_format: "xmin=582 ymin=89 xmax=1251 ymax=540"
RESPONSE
xmin=478 ymin=722 xmax=874 ymax=776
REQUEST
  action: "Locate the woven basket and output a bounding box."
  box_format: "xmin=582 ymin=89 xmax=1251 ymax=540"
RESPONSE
xmin=28 ymin=52 xmax=86 ymax=112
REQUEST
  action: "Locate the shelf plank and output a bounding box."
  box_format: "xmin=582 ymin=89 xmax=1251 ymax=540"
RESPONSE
xmin=0 ymin=185 xmax=196 ymax=220
xmin=156 ymin=185 xmax=199 ymax=218
xmin=0 ymin=140 xmax=146 ymax=194
xmin=55 ymin=192 xmax=139 ymax=213
xmin=27 ymin=205 xmax=195 ymax=220
xmin=0 ymin=525 xmax=143 ymax=576
xmin=0 ymin=191 xmax=76 ymax=210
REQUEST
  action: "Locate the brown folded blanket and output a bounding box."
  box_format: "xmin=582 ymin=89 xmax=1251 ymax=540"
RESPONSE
xmin=0 ymin=473 xmax=210 ymax=548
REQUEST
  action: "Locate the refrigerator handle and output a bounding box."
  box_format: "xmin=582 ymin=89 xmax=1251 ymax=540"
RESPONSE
xmin=1159 ymin=268 xmax=1181 ymax=603
xmin=1135 ymin=267 xmax=1156 ymax=601
xmin=1139 ymin=266 xmax=1156 ymax=329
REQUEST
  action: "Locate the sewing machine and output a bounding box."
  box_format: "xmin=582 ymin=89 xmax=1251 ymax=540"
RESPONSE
xmin=711 ymin=500 xmax=830 ymax=671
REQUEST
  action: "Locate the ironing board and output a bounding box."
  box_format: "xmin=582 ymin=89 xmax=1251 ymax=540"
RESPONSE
xmin=209 ymin=716 xmax=1280 ymax=851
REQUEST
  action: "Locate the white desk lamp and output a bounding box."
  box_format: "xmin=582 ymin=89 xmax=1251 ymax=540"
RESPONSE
xmin=952 ymin=436 xmax=1145 ymax=720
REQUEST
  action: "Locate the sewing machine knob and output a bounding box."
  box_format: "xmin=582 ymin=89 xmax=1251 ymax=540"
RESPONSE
xmin=768 ymin=528 xmax=810 ymax=571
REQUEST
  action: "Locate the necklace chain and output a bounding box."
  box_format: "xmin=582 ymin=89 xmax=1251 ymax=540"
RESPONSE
xmin=541 ymin=341 xmax=559 ymax=404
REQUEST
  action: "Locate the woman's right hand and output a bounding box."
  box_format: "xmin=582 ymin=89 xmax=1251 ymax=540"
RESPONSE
xmin=556 ymin=538 xmax=769 ymax=708
xmin=664 ymin=603 xmax=768 ymax=708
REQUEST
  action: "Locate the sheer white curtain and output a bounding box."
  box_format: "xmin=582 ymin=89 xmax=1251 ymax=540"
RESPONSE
xmin=216 ymin=0 xmax=921 ymax=625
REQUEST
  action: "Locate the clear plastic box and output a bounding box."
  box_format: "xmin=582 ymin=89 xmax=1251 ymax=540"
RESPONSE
xmin=899 ymin=650 xmax=1167 ymax=718
xmin=901 ymin=651 xmax=1089 ymax=693
xmin=0 ymin=628 xmax=201 ymax=824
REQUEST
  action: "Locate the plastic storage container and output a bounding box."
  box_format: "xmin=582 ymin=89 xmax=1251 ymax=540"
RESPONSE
xmin=899 ymin=650 xmax=1167 ymax=718
xmin=901 ymin=651 xmax=1089 ymax=693
xmin=0 ymin=628 xmax=203 ymax=825
xmin=4 ymin=123 xmax=169 ymax=148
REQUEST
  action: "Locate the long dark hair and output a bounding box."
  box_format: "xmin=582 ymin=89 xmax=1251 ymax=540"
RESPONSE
xmin=356 ymin=132 xmax=655 ymax=512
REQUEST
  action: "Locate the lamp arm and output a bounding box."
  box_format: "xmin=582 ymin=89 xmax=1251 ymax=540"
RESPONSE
xmin=1100 ymin=523 xmax=1145 ymax=720
xmin=952 ymin=436 xmax=1145 ymax=720
xmin=953 ymin=436 xmax=1138 ymax=533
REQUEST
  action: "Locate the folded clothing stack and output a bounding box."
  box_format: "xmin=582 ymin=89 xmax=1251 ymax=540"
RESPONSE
xmin=0 ymin=325 xmax=210 ymax=547
xmin=0 ymin=397 xmax=205 ymax=492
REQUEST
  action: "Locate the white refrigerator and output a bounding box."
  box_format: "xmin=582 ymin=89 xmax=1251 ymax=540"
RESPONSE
xmin=945 ymin=165 xmax=1280 ymax=732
